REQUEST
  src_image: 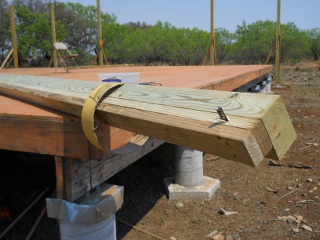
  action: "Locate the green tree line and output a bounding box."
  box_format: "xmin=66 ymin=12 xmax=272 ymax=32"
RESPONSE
xmin=0 ymin=0 xmax=319 ymax=67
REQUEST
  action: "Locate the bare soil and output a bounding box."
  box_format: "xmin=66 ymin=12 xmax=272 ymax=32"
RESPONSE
xmin=0 ymin=61 xmax=319 ymax=240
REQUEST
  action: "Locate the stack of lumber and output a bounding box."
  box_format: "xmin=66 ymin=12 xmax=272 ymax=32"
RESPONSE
xmin=0 ymin=74 xmax=296 ymax=166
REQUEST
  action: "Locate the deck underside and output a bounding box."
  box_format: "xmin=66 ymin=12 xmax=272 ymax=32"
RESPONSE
xmin=0 ymin=65 xmax=273 ymax=201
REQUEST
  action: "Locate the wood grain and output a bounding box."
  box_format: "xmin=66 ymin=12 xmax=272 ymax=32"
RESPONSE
xmin=0 ymin=74 xmax=296 ymax=165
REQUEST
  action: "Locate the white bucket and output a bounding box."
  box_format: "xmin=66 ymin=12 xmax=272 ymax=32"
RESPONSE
xmin=59 ymin=215 xmax=116 ymax=240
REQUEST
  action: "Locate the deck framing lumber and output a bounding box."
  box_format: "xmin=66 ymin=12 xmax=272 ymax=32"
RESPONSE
xmin=58 ymin=139 xmax=163 ymax=201
xmin=0 ymin=74 xmax=296 ymax=166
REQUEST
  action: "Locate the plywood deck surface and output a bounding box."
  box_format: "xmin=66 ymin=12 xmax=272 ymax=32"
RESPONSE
xmin=0 ymin=65 xmax=272 ymax=115
xmin=0 ymin=65 xmax=272 ymax=157
xmin=1 ymin=65 xmax=272 ymax=88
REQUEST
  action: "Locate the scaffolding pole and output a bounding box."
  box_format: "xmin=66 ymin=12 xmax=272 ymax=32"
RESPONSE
xmin=210 ymin=0 xmax=216 ymax=65
xmin=97 ymin=0 xmax=104 ymax=66
xmin=50 ymin=3 xmax=57 ymax=71
xmin=275 ymin=0 xmax=281 ymax=84
xmin=9 ymin=6 xmax=18 ymax=68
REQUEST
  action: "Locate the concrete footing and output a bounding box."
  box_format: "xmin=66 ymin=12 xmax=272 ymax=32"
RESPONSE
xmin=164 ymin=146 xmax=220 ymax=200
xmin=265 ymin=76 xmax=273 ymax=93
xmin=163 ymin=176 xmax=220 ymax=200
xmin=46 ymin=184 xmax=123 ymax=240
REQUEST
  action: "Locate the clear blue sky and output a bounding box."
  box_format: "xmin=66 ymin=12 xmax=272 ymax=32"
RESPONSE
xmin=62 ymin=0 xmax=319 ymax=32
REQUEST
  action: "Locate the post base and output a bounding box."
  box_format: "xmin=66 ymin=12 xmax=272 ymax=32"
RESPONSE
xmin=163 ymin=176 xmax=220 ymax=200
xmin=46 ymin=184 xmax=123 ymax=240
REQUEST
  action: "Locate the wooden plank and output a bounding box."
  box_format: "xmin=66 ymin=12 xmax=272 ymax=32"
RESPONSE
xmin=0 ymin=112 xmax=90 ymax=158
xmin=0 ymin=49 xmax=13 ymax=69
xmin=0 ymin=95 xmax=133 ymax=158
xmin=0 ymin=74 xmax=296 ymax=165
xmin=59 ymin=139 xmax=163 ymax=201
xmin=91 ymin=139 xmax=164 ymax=189
xmin=264 ymin=96 xmax=297 ymax=159
xmin=62 ymin=157 xmax=91 ymax=201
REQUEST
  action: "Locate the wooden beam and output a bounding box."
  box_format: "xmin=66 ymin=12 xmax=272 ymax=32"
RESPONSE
xmin=63 ymin=138 xmax=164 ymax=201
xmin=9 ymin=6 xmax=18 ymax=68
xmin=0 ymin=49 xmax=13 ymax=69
xmin=0 ymin=74 xmax=296 ymax=166
xmin=97 ymin=0 xmax=103 ymax=66
xmin=210 ymin=0 xmax=216 ymax=65
xmin=0 ymin=107 xmax=90 ymax=158
xmin=90 ymin=138 xmax=164 ymax=190
xmin=275 ymin=0 xmax=281 ymax=84
xmin=62 ymin=157 xmax=91 ymax=201
xmin=50 ymin=3 xmax=57 ymax=70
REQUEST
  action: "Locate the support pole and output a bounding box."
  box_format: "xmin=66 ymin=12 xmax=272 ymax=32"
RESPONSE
xmin=46 ymin=184 xmax=123 ymax=240
xmin=210 ymin=0 xmax=216 ymax=65
xmin=175 ymin=146 xmax=204 ymax=187
xmin=275 ymin=0 xmax=281 ymax=84
xmin=50 ymin=3 xmax=57 ymax=72
xmin=0 ymin=49 xmax=13 ymax=69
xmin=9 ymin=6 xmax=18 ymax=68
xmin=163 ymin=146 xmax=220 ymax=200
xmin=97 ymin=0 xmax=103 ymax=66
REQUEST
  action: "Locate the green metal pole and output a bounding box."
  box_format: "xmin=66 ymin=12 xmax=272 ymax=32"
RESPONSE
xmin=97 ymin=0 xmax=103 ymax=66
xmin=10 ymin=6 xmax=19 ymax=68
xmin=275 ymin=0 xmax=281 ymax=84
xmin=210 ymin=0 xmax=215 ymax=65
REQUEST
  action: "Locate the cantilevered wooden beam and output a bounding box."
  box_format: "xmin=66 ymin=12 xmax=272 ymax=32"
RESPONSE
xmin=0 ymin=74 xmax=296 ymax=166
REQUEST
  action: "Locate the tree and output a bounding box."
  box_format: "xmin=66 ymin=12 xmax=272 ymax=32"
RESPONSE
xmin=234 ymin=20 xmax=276 ymax=64
xmin=215 ymin=28 xmax=235 ymax=63
xmin=52 ymin=2 xmax=118 ymax=65
xmin=306 ymin=27 xmax=320 ymax=61
xmin=281 ymin=22 xmax=308 ymax=62
xmin=0 ymin=0 xmax=10 ymax=63
xmin=14 ymin=5 xmax=53 ymax=65
xmin=53 ymin=2 xmax=99 ymax=64
xmin=172 ymin=27 xmax=194 ymax=65
xmin=189 ymin=28 xmax=209 ymax=65
xmin=11 ymin=1 xmax=66 ymax=66
xmin=102 ymin=20 xmax=133 ymax=64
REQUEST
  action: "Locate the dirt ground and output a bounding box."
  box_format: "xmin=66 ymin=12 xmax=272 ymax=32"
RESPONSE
xmin=0 ymin=61 xmax=319 ymax=240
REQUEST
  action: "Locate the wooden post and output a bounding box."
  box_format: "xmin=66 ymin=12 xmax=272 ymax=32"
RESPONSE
xmin=275 ymin=0 xmax=281 ymax=84
xmin=210 ymin=0 xmax=216 ymax=65
xmin=50 ymin=4 xmax=57 ymax=71
xmin=0 ymin=49 xmax=13 ymax=69
xmin=9 ymin=6 xmax=18 ymax=68
xmin=97 ymin=0 xmax=103 ymax=66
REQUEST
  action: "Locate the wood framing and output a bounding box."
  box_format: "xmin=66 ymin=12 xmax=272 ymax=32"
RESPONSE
xmin=59 ymin=139 xmax=163 ymax=202
xmin=0 ymin=74 xmax=296 ymax=166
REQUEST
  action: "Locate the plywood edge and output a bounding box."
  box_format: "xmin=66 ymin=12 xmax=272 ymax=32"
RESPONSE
xmin=200 ymin=65 xmax=272 ymax=91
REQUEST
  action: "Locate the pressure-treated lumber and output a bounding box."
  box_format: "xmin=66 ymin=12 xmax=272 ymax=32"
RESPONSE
xmin=0 ymin=74 xmax=296 ymax=166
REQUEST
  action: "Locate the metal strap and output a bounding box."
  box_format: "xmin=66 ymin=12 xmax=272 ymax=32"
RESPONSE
xmin=81 ymin=83 xmax=149 ymax=155
xmin=81 ymin=83 xmax=123 ymax=151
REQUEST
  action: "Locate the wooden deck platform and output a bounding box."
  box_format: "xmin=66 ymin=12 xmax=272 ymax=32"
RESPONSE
xmin=0 ymin=65 xmax=273 ymax=201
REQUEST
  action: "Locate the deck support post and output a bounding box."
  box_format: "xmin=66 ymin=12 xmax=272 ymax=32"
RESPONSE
xmin=46 ymin=184 xmax=123 ymax=240
xmin=163 ymin=146 xmax=220 ymax=200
